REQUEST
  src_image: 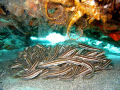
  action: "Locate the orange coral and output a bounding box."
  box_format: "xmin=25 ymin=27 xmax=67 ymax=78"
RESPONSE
xmin=23 ymin=0 xmax=113 ymax=40
xmin=108 ymin=31 xmax=120 ymax=41
xmin=43 ymin=0 xmax=112 ymax=40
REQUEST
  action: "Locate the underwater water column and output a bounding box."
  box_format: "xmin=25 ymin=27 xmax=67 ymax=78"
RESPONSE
xmin=38 ymin=22 xmax=53 ymax=38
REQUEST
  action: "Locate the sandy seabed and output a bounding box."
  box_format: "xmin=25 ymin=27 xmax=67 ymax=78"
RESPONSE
xmin=0 ymin=49 xmax=120 ymax=90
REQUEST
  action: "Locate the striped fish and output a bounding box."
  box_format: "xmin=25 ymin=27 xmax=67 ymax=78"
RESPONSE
xmin=82 ymin=68 xmax=94 ymax=78
xmin=39 ymin=49 xmax=46 ymax=60
xmin=49 ymin=63 xmax=70 ymax=73
xmin=99 ymin=59 xmax=111 ymax=68
xmin=97 ymin=55 xmax=106 ymax=59
xmin=30 ymin=52 xmax=37 ymax=60
xmin=36 ymin=44 xmax=46 ymax=51
xmin=94 ymin=51 xmax=105 ymax=57
xmin=26 ymin=60 xmax=39 ymax=73
xmin=69 ymin=50 xmax=79 ymax=58
xmin=24 ymin=57 xmax=32 ymax=67
xmin=59 ymin=45 xmax=65 ymax=55
xmin=38 ymin=59 xmax=67 ymax=68
xmin=59 ymin=48 xmax=77 ymax=58
xmin=67 ymin=59 xmax=94 ymax=72
xmin=76 ymin=49 xmax=84 ymax=55
xmin=49 ymin=45 xmax=59 ymax=61
xmin=48 ymin=67 xmax=61 ymax=72
xmin=73 ymin=55 xmax=100 ymax=62
xmin=95 ymin=59 xmax=112 ymax=71
xmin=39 ymin=69 xmax=49 ymax=77
xmin=42 ymin=65 xmax=72 ymax=78
xmin=70 ymin=59 xmax=94 ymax=78
xmin=59 ymin=69 xmax=73 ymax=81
xmin=46 ymin=46 xmax=53 ymax=61
xmin=59 ymin=65 xmax=80 ymax=80
xmin=76 ymin=65 xmax=94 ymax=78
xmin=27 ymin=47 xmax=33 ymax=56
xmin=75 ymin=66 xmax=88 ymax=77
xmin=21 ymin=69 xmax=43 ymax=79
xmin=11 ymin=63 xmax=22 ymax=69
xmin=86 ymin=51 xmax=98 ymax=56
xmin=78 ymin=43 xmax=102 ymax=51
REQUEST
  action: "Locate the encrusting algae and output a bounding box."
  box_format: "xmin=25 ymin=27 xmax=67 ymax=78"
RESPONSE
xmin=1 ymin=0 xmax=119 ymax=41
